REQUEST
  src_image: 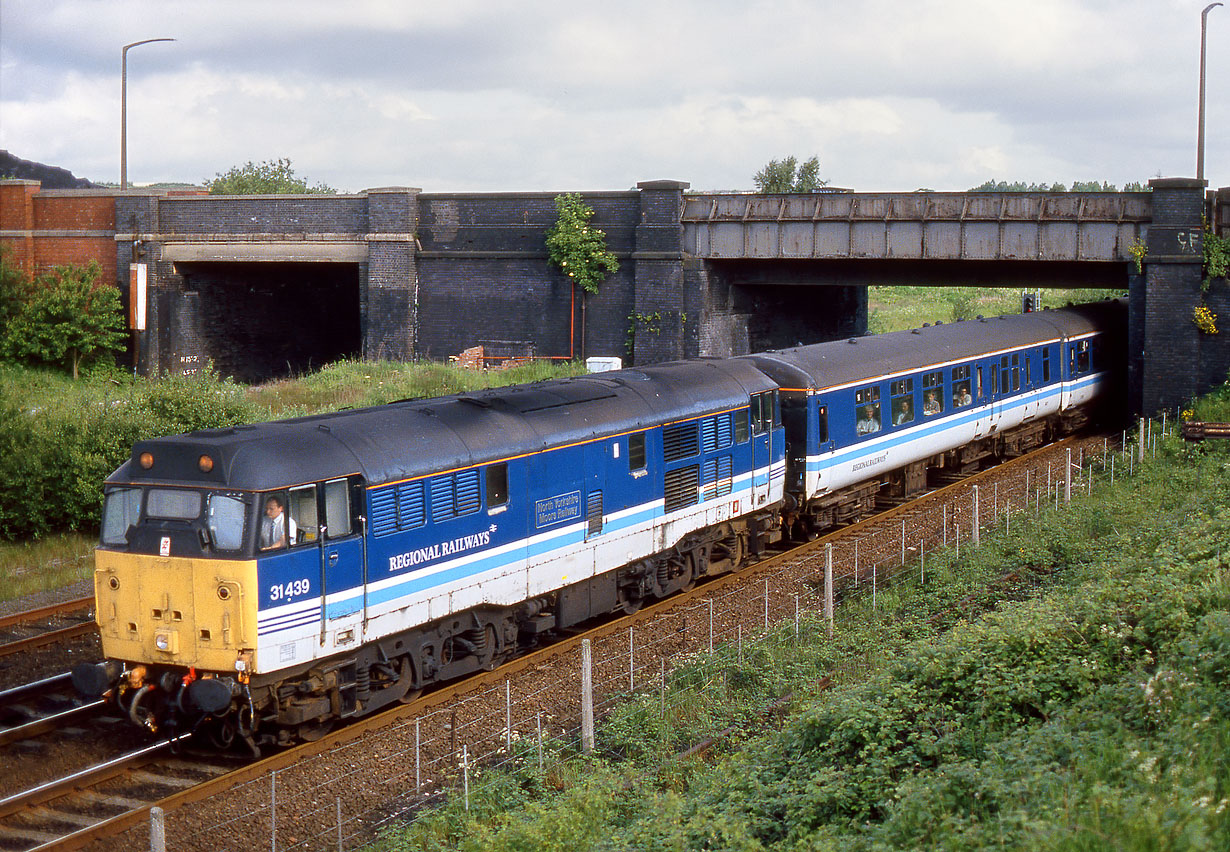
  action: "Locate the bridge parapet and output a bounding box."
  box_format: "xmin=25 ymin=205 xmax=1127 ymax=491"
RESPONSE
xmin=682 ymin=191 xmax=1150 ymax=262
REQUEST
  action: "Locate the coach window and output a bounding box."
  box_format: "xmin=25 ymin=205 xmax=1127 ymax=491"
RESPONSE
xmin=923 ymin=371 xmax=944 ymax=416
xmin=951 ymin=366 xmax=972 ymax=408
xmin=990 ymin=362 xmax=999 ymax=396
xmin=1076 ymin=340 xmax=1091 ymax=373
xmin=855 ymin=386 xmax=881 ymax=435
xmin=1025 ymin=355 xmax=1031 ymax=385
xmin=486 ymin=463 xmax=509 ymax=510
xmin=288 ymin=485 xmax=317 ymax=545
xmin=890 ymin=378 xmax=914 ymax=426
xmin=816 ymin=404 xmax=829 ymax=445
xmin=324 ymin=478 xmax=352 ymax=539
xmin=1042 ymin=348 xmax=1051 ymax=382
xmin=1011 ymin=354 xmax=1021 ymax=391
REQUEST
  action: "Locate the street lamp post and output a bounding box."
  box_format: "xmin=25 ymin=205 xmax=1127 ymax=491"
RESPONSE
xmin=1198 ymin=3 xmax=1222 ymax=182
xmin=120 ymin=38 xmax=175 ymax=189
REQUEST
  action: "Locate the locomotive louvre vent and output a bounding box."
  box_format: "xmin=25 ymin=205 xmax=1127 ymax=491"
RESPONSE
xmin=662 ymin=422 xmax=700 ymax=461
xmin=664 ymin=466 xmax=700 ymax=512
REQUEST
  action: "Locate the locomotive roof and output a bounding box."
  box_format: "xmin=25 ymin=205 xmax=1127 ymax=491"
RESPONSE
xmin=109 ymin=358 xmax=777 ymax=492
xmin=742 ymin=300 xmax=1125 ymax=392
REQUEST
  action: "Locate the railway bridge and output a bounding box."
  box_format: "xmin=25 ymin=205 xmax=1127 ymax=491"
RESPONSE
xmin=1 ymin=177 xmax=1227 ymax=414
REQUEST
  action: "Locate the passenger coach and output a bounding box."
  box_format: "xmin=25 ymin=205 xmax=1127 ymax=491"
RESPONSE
xmin=744 ymin=300 xmax=1125 ymax=534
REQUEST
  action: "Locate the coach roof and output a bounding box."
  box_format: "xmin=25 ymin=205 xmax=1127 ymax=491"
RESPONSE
xmin=742 ymin=300 xmax=1123 ymax=392
xmin=109 ymin=357 xmax=777 ymax=491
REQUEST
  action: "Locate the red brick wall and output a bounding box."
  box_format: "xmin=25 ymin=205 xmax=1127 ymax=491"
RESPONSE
xmin=0 ymin=182 xmax=117 ymax=281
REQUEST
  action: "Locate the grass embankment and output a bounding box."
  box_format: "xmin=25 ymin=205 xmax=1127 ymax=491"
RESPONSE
xmin=0 ymin=359 xmax=584 ymax=601
xmin=374 ymin=385 xmax=1230 ymax=851
xmin=868 ymin=286 xmax=1125 ymax=333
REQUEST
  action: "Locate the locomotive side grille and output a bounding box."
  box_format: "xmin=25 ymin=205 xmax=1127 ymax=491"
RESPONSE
xmin=586 ymin=491 xmax=603 ymax=537
xmin=701 ymin=413 xmax=733 ymax=452
xmin=663 ymin=423 xmax=699 ymax=461
xmin=370 ymin=488 xmax=398 ymax=537
xmin=664 ymin=465 xmax=699 ymax=512
xmin=430 ymin=476 xmax=455 ymax=523
xmin=397 ymin=482 xmax=425 ymax=528
xmin=455 ymin=469 xmax=481 ymax=515
xmin=702 ymin=455 xmax=733 ymax=501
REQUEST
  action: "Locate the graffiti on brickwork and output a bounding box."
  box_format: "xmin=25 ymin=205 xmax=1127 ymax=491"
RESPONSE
xmin=1175 ymin=229 xmax=1202 ymax=254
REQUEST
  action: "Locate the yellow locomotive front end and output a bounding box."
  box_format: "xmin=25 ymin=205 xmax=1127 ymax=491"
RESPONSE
xmin=93 ymin=550 xmax=257 ymax=673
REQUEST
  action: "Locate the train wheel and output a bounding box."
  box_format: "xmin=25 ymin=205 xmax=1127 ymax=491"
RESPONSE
xmin=396 ymin=657 xmax=422 ymax=704
xmin=297 ymin=719 xmax=334 ymax=742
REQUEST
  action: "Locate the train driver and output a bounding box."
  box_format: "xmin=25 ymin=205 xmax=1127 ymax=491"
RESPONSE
xmin=261 ymin=495 xmax=298 ymax=550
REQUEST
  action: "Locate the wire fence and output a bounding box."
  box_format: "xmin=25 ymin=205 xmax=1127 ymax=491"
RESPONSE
xmin=146 ymin=418 xmax=1179 ymax=852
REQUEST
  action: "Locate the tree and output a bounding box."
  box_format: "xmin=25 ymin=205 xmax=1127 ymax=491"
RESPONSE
xmin=0 ymin=245 xmax=34 ymax=336
xmin=545 ymin=194 xmax=619 ymax=296
xmin=1 ymin=260 xmax=127 ymax=378
xmin=754 ymin=156 xmax=826 ymax=193
xmin=204 ymin=157 xmax=337 ymax=195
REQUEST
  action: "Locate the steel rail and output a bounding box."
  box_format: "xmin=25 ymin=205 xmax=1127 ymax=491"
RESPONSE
xmin=0 ymin=597 xmax=93 ymax=632
xmin=0 ymin=700 xmax=107 ymax=748
xmin=0 ymin=622 xmax=98 ymax=659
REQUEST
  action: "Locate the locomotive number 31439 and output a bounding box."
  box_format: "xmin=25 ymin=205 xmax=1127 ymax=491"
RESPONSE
xmin=269 ymin=578 xmax=311 ymax=601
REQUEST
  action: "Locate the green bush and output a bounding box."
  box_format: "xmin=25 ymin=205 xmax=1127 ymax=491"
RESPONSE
xmin=0 ymin=367 xmax=258 ymax=539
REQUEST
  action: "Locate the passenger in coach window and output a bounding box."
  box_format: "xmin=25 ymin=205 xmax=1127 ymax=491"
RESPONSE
xmin=856 ymin=406 xmax=880 ymax=435
xmin=261 ymin=495 xmax=297 ymax=550
xmin=924 ymin=391 xmax=942 ymax=416
xmin=956 ymin=387 xmax=972 ymax=407
xmin=893 ymin=398 xmax=913 ymax=426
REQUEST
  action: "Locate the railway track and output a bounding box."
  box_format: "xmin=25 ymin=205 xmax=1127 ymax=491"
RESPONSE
xmin=0 ymin=599 xmax=95 ymax=661
xmin=0 ymin=435 xmax=1098 ymax=851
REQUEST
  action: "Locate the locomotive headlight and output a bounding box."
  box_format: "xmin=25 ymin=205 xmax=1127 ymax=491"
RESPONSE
xmin=153 ymin=629 xmax=178 ymax=653
xmin=139 ymin=452 xmax=154 ymax=469
xmin=198 ymin=454 xmax=214 ymax=473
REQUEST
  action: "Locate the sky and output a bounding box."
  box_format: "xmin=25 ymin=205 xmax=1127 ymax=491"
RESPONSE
xmin=1 ymin=0 xmax=1227 ymax=194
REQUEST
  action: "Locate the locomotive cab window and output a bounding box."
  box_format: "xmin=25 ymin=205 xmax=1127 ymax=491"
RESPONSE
xmin=324 ymin=478 xmax=353 ymax=539
xmin=734 ymin=408 xmax=749 ymax=443
xmin=288 ymin=485 xmax=317 ymax=545
xmin=855 ymin=386 xmax=881 ymax=435
xmin=101 ymin=486 xmax=142 ymax=546
xmin=890 ymin=378 xmax=914 ymax=426
xmin=951 ymin=366 xmax=972 ymax=408
xmin=207 ymin=493 xmax=247 ymax=551
xmin=486 ymin=463 xmax=509 ymax=509
xmin=922 ymin=371 xmax=944 ymax=416
xmin=147 ymin=488 xmax=202 ymax=520
xmin=260 ymin=491 xmax=296 ymax=551
xmin=750 ymin=391 xmax=775 ymax=435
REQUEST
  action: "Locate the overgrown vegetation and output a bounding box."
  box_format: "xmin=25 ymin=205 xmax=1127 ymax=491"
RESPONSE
xmin=545 ymin=193 xmax=619 ymax=295
xmin=866 ymin=286 xmax=1126 ymax=333
xmin=374 ymin=386 xmax=1230 ymax=851
xmin=969 ymin=179 xmax=1150 ymax=192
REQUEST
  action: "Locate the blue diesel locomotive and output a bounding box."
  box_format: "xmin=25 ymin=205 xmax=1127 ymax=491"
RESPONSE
xmin=73 ymin=300 xmax=1123 ymax=750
